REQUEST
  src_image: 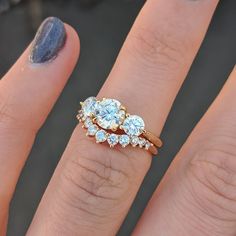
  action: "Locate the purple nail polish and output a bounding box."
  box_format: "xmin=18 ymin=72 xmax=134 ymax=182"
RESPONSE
xmin=30 ymin=17 xmax=66 ymax=64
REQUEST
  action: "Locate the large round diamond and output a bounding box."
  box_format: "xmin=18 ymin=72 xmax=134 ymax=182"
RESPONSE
xmin=96 ymin=99 xmax=125 ymax=130
xmin=122 ymin=115 xmax=145 ymax=136
xmin=82 ymin=97 xmax=97 ymax=117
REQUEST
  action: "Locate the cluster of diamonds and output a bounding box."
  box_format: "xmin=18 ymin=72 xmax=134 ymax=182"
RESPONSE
xmin=77 ymin=97 xmax=153 ymax=150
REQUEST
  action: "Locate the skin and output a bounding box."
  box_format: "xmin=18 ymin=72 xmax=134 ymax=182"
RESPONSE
xmin=1 ymin=0 xmax=236 ymax=235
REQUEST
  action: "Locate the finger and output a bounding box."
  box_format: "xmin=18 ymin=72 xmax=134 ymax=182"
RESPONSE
xmin=133 ymin=66 xmax=236 ymax=236
xmin=28 ymin=1 xmax=219 ymax=235
xmin=0 ymin=17 xmax=79 ymax=229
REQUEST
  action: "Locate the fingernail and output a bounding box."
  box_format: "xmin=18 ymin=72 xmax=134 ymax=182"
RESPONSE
xmin=29 ymin=17 xmax=66 ymax=64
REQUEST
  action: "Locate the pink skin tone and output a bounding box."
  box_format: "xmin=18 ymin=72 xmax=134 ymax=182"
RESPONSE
xmin=1 ymin=0 xmax=236 ymax=235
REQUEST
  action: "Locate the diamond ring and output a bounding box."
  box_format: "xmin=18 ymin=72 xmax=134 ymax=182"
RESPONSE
xmin=76 ymin=97 xmax=162 ymax=155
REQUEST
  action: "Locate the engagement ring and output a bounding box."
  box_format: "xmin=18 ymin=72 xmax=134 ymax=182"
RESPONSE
xmin=77 ymin=97 xmax=162 ymax=155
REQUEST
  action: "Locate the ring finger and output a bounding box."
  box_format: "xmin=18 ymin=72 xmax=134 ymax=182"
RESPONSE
xmin=27 ymin=0 xmax=219 ymax=235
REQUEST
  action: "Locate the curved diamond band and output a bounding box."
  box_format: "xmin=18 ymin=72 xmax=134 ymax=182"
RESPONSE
xmin=76 ymin=97 xmax=163 ymax=155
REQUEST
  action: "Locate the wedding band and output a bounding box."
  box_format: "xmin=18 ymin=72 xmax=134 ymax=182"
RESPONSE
xmin=76 ymin=97 xmax=162 ymax=155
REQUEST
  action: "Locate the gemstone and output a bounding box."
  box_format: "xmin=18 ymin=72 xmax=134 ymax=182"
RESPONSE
xmin=77 ymin=110 xmax=83 ymax=118
xmin=145 ymin=141 xmax=151 ymax=150
xmin=77 ymin=110 xmax=85 ymax=121
xmin=84 ymin=118 xmax=92 ymax=128
xmin=130 ymin=136 xmax=139 ymax=147
xmin=139 ymin=138 xmax=146 ymax=148
xmin=82 ymin=97 xmax=97 ymax=117
xmin=119 ymin=135 xmax=130 ymax=147
xmin=95 ymin=99 xmax=125 ymax=130
xmin=86 ymin=124 xmax=98 ymax=136
xmin=107 ymin=134 xmax=119 ymax=147
xmin=95 ymin=130 xmax=107 ymax=143
xmin=122 ymin=115 xmax=145 ymax=136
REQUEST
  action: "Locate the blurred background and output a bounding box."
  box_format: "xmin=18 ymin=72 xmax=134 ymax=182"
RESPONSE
xmin=0 ymin=0 xmax=235 ymax=235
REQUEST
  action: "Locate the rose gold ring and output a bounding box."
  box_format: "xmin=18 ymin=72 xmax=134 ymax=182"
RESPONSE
xmin=77 ymin=97 xmax=162 ymax=155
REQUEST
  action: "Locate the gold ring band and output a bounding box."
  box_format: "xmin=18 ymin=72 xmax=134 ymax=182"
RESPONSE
xmin=143 ymin=130 xmax=162 ymax=148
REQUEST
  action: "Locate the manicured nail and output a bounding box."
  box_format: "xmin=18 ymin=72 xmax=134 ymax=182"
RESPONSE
xmin=29 ymin=17 xmax=66 ymax=64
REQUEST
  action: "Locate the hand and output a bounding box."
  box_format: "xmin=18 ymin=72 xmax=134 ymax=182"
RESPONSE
xmin=1 ymin=1 xmax=235 ymax=235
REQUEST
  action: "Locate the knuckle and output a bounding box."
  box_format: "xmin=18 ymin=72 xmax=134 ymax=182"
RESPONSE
xmin=42 ymin=128 xmax=150 ymax=233
xmin=59 ymin=136 xmax=136 ymax=218
xmin=186 ymin=136 xmax=236 ymax=221
xmin=63 ymin=156 xmax=129 ymax=202
xmin=0 ymin=92 xmax=15 ymax=127
xmin=0 ymin=91 xmax=32 ymax=131
xmin=0 ymin=89 xmax=37 ymax=135
xmin=127 ymin=26 xmax=186 ymax=72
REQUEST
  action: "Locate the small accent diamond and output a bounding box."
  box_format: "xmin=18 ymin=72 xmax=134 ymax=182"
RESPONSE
xmin=107 ymin=134 xmax=119 ymax=147
xmin=119 ymin=135 xmax=130 ymax=147
xmin=86 ymin=124 xmax=98 ymax=136
xmin=139 ymin=138 xmax=146 ymax=148
xmin=84 ymin=118 xmax=92 ymax=128
xmin=131 ymin=136 xmax=139 ymax=147
xmin=145 ymin=141 xmax=151 ymax=150
xmin=77 ymin=110 xmax=85 ymax=121
xmin=95 ymin=130 xmax=107 ymax=143
xmin=77 ymin=110 xmax=83 ymax=117
xmin=122 ymin=115 xmax=145 ymax=136
xmin=82 ymin=97 xmax=97 ymax=117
